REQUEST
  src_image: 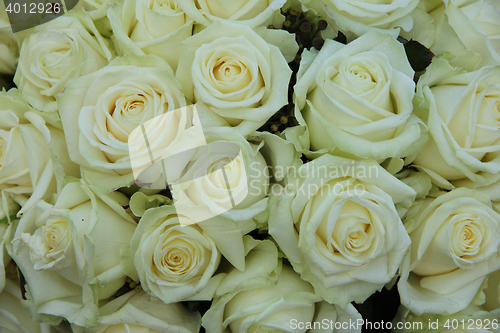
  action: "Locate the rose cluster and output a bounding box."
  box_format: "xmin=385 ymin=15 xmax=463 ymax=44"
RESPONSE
xmin=0 ymin=0 xmax=499 ymax=332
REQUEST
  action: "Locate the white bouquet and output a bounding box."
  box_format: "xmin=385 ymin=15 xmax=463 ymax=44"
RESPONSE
xmin=0 ymin=0 xmax=499 ymax=332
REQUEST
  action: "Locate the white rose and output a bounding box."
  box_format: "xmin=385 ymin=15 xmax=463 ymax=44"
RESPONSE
xmin=77 ymin=290 xmax=200 ymax=333
xmin=0 ymin=277 xmax=71 ymax=333
xmin=411 ymin=59 xmax=500 ymax=187
xmin=177 ymin=0 xmax=286 ymax=28
xmin=268 ymin=154 xmax=414 ymax=306
xmin=0 ymin=93 xmax=32 ymax=222
xmin=0 ymin=89 xmax=78 ymax=223
xmin=399 ymin=1 xmax=479 ymax=72
xmin=398 ymin=188 xmax=500 ymax=315
xmin=203 ymin=239 xmax=362 ymax=333
xmin=300 ymin=0 xmax=419 ymax=37
xmin=445 ymin=0 xmax=500 ymax=68
xmin=108 ymin=0 xmax=193 ymax=71
xmin=402 ymin=0 xmax=500 ymax=72
xmin=123 ymin=204 xmax=256 ymax=303
xmin=124 ymin=110 xmax=274 ymax=225
xmin=58 ymin=55 xmax=188 ymax=193
xmin=14 ymin=10 xmax=112 ymax=112
xmin=7 ymin=181 xmax=137 ymax=326
xmin=170 ymin=127 xmax=270 ymax=224
xmin=176 ymin=21 xmax=296 ymax=136
xmin=289 ymin=30 xmax=426 ymax=160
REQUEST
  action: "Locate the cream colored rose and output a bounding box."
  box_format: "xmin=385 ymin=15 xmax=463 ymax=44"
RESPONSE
xmin=170 ymin=128 xmax=269 ymax=224
xmin=0 ymin=89 xmax=78 ymax=223
xmin=177 ymin=0 xmax=286 ymax=28
xmin=204 ymin=262 xmax=363 ymax=333
xmin=14 ymin=9 xmax=112 ymax=112
xmin=20 ymin=217 xmax=71 ymax=271
xmin=398 ymin=188 xmax=500 ymax=315
xmin=129 ymin=125 xmax=296 ymax=227
xmin=401 ymin=0 xmax=500 ymax=72
xmin=411 ymin=59 xmax=500 ymax=187
xmin=7 ymin=181 xmax=137 ymax=327
xmin=123 ymin=203 xmax=262 ymax=304
xmin=124 ymin=205 xmax=248 ymax=303
xmin=290 ymin=30 xmax=425 ymax=161
xmin=0 ymin=277 xmax=70 ymax=333
xmin=58 ymin=55 xmax=187 ymax=193
xmin=127 ymin=190 xmax=257 ymax=271
xmin=446 ymin=0 xmax=500 ymax=68
xmin=108 ymin=0 xmax=193 ymax=70
xmin=268 ymin=154 xmax=414 ymax=306
xmin=79 ymin=290 xmax=200 ymax=333
xmin=300 ymin=0 xmax=419 ymax=37
xmin=176 ymin=21 xmax=295 ymax=136
xmin=0 ymin=97 xmax=31 ymax=222
xmin=398 ymin=1 xmax=478 ymax=72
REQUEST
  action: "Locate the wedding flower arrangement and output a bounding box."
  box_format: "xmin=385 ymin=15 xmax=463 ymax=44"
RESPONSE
xmin=0 ymin=0 xmax=499 ymax=332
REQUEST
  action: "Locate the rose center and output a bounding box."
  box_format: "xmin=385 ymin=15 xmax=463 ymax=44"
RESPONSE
xmin=115 ymin=94 xmax=148 ymax=118
xmin=154 ymin=228 xmax=209 ymax=283
xmin=456 ymin=221 xmax=483 ymax=256
xmin=158 ymin=247 xmax=191 ymax=277
xmin=349 ymin=65 xmax=376 ymax=83
xmin=37 ymin=43 xmax=72 ymax=81
xmin=323 ymin=200 xmax=379 ymax=264
xmin=21 ymin=217 xmax=72 ymax=268
xmin=100 ymin=79 xmax=169 ymax=145
xmin=208 ymin=156 xmax=242 ymax=192
xmin=449 ymin=213 xmax=494 ymax=263
xmin=344 ymin=222 xmax=371 ymax=252
xmin=164 ymin=249 xmax=187 ymax=270
xmin=41 ymin=219 xmax=70 ymax=251
xmin=214 ymin=59 xmax=245 ymax=84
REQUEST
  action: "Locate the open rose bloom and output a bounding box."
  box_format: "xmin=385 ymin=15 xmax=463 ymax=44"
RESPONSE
xmin=1 ymin=0 xmax=500 ymax=332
